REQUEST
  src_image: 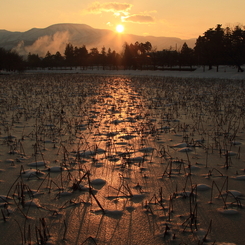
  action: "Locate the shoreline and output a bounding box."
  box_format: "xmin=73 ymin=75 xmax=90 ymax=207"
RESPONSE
xmin=24 ymin=65 xmax=245 ymax=80
xmin=1 ymin=65 xmax=245 ymax=80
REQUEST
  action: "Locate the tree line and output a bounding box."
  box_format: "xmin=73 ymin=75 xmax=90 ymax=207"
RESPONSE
xmin=1 ymin=24 xmax=245 ymax=72
xmin=0 ymin=48 xmax=25 ymax=72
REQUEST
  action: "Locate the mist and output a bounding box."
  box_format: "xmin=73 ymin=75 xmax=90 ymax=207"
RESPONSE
xmin=7 ymin=23 xmax=196 ymax=57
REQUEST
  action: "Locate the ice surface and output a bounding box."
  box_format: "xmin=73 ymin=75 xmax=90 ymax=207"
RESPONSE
xmin=0 ymin=70 xmax=245 ymax=244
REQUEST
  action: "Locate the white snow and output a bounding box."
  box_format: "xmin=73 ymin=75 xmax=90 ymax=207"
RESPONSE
xmin=21 ymin=169 xmax=45 ymax=178
xmin=195 ymin=184 xmax=211 ymax=191
xmin=24 ymin=65 xmax=245 ymax=80
xmin=90 ymin=178 xmax=106 ymax=187
xmin=28 ymin=161 xmax=49 ymax=167
xmin=217 ymin=208 xmax=239 ymax=215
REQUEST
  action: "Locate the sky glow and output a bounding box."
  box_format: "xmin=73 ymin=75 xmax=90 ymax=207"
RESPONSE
xmin=1 ymin=0 xmax=244 ymax=39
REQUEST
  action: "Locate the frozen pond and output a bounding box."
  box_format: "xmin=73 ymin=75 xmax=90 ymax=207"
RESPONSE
xmin=0 ymin=74 xmax=245 ymax=244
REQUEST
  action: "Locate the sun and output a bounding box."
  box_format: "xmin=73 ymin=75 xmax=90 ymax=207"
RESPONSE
xmin=116 ymin=24 xmax=124 ymax=33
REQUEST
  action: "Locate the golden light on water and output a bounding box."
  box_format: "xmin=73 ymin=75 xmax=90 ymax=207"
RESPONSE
xmin=1 ymin=74 xmax=245 ymax=244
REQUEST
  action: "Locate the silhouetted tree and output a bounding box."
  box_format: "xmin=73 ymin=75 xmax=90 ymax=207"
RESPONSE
xmin=210 ymin=24 xmax=225 ymax=71
xmin=195 ymin=24 xmax=245 ymax=71
xmin=54 ymin=51 xmax=64 ymax=67
xmin=122 ymin=41 xmax=152 ymax=69
xmin=42 ymin=51 xmax=53 ymax=68
xmin=122 ymin=43 xmax=133 ymax=69
xmin=195 ymin=24 xmax=225 ymax=71
xmin=0 ymin=48 xmax=7 ymax=70
xmin=88 ymin=48 xmax=100 ymax=69
xmin=230 ymin=25 xmax=245 ymax=71
xmin=74 ymin=45 xmax=88 ymax=68
xmin=137 ymin=42 xmax=152 ymax=69
xmin=100 ymin=46 xmax=107 ymax=70
xmin=0 ymin=48 xmax=24 ymax=72
xmin=149 ymin=50 xmax=159 ymax=70
xmin=157 ymin=49 xmax=178 ymax=68
xmin=180 ymin=42 xmax=194 ymax=69
xmin=139 ymin=41 xmax=152 ymax=54
xmin=107 ymin=48 xmax=121 ymax=69
xmin=64 ymin=43 xmax=74 ymax=67
xmin=27 ymin=53 xmax=41 ymax=68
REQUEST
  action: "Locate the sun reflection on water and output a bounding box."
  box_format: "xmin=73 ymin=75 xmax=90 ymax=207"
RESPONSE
xmin=0 ymin=74 xmax=244 ymax=244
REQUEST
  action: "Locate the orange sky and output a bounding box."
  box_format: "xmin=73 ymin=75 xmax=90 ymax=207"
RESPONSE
xmin=1 ymin=0 xmax=244 ymax=39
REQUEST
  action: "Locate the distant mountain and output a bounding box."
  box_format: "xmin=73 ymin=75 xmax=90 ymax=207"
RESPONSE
xmin=0 ymin=23 xmax=196 ymax=57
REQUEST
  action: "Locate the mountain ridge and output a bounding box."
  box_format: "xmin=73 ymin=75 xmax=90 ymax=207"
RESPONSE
xmin=0 ymin=23 xmax=196 ymax=57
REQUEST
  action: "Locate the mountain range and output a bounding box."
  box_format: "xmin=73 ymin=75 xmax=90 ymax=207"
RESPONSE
xmin=0 ymin=23 xmax=196 ymax=57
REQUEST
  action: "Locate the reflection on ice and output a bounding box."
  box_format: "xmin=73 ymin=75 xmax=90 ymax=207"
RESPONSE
xmin=0 ymin=74 xmax=245 ymax=244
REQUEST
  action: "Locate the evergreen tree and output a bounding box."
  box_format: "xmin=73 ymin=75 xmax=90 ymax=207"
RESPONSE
xmin=0 ymin=48 xmax=24 ymax=72
xmin=180 ymin=42 xmax=194 ymax=68
xmin=100 ymin=46 xmax=107 ymax=70
xmin=27 ymin=53 xmax=41 ymax=68
xmin=64 ymin=43 xmax=74 ymax=66
xmin=230 ymin=25 xmax=245 ymax=71
xmin=89 ymin=48 xmax=100 ymax=69
xmin=54 ymin=51 xmax=64 ymax=67
xmin=195 ymin=24 xmax=225 ymax=71
xmin=74 ymin=45 xmax=88 ymax=68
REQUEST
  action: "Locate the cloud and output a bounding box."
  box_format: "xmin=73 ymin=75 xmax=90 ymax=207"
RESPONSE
xmin=85 ymin=2 xmax=156 ymax=26
xmin=122 ymin=14 xmax=154 ymax=24
xmin=106 ymin=22 xmax=112 ymax=26
xmin=87 ymin=2 xmax=132 ymax=15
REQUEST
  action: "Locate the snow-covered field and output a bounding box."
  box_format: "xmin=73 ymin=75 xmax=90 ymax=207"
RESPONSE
xmin=24 ymin=65 xmax=245 ymax=80
xmin=0 ymin=69 xmax=245 ymax=244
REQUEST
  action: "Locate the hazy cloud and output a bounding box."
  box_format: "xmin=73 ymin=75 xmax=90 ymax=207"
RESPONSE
xmin=106 ymin=22 xmax=112 ymax=26
xmin=122 ymin=14 xmax=154 ymax=23
xmin=14 ymin=32 xmax=70 ymax=57
xmin=87 ymin=2 xmax=132 ymax=15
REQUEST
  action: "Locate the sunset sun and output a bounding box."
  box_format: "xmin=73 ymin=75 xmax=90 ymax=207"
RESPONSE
xmin=116 ymin=24 xmax=124 ymax=33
